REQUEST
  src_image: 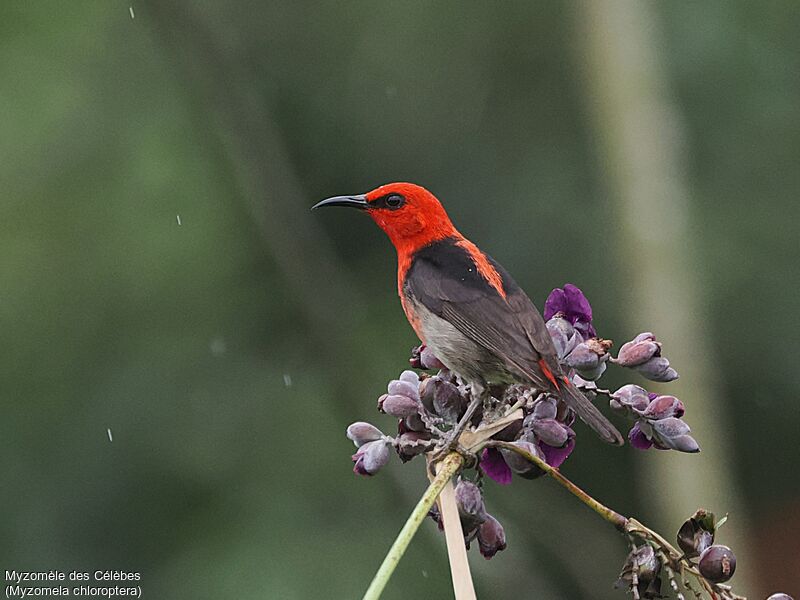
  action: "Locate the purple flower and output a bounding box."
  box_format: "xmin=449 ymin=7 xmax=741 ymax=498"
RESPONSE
xmin=628 ymin=422 xmax=653 ymax=450
xmin=539 ymin=438 xmax=575 ymax=468
xmin=544 ymin=284 xmax=597 ymax=338
xmin=480 ymin=448 xmax=513 ymax=485
xmin=480 ymin=435 xmax=576 ymax=484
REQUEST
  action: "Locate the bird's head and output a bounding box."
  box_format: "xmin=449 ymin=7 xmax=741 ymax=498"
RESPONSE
xmin=312 ymin=182 xmax=458 ymax=254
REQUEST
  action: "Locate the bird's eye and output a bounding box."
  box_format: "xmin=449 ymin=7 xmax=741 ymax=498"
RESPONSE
xmin=384 ymin=194 xmax=405 ymax=209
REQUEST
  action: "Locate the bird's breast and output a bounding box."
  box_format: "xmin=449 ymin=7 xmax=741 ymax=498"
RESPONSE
xmin=401 ymin=291 xmax=510 ymax=383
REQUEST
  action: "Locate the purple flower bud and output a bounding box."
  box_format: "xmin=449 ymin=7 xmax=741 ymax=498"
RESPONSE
xmin=677 ymin=509 xmax=716 ymax=558
xmin=531 ymin=397 xmax=558 ymax=420
xmin=628 ymin=422 xmax=653 ymax=450
xmin=479 ymin=448 xmax=512 ymax=485
xmin=477 ymin=514 xmax=507 ymax=559
xmin=431 ymin=379 xmax=467 ymax=423
xmin=566 ymin=338 xmax=611 ymax=380
xmin=642 ymin=395 xmax=685 ymax=420
xmin=404 ymin=413 xmax=427 ymax=432
xmin=418 ymin=377 xmax=436 ymax=412
xmin=379 ymin=394 xmax=420 ymax=418
xmin=387 ymin=378 xmax=420 ymax=402
xmin=419 ymin=346 xmax=446 ymax=370
xmin=651 ymin=417 xmax=700 ymax=453
xmin=546 ymin=317 xmax=580 ymax=359
xmin=566 ymin=342 xmax=600 ymax=371
xmin=346 ymin=422 xmax=383 ymax=447
xmin=399 ymin=370 xmax=420 ymax=385
xmin=635 ymin=356 xmax=679 ymax=382
xmin=698 ymin=545 xmax=736 ymax=583
xmin=610 ymin=384 xmax=651 ymax=415
xmin=352 ymin=440 xmax=390 ymax=476
xmin=615 ymin=333 xmax=661 ymax=367
xmin=455 ymin=479 xmax=487 ymax=531
xmin=500 ymin=440 xmax=545 ymax=478
xmin=531 ymin=418 xmax=570 ymax=448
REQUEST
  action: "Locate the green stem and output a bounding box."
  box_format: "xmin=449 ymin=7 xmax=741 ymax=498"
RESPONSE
xmin=488 ymin=441 xmax=628 ymax=531
xmin=362 ymin=452 xmax=464 ymax=600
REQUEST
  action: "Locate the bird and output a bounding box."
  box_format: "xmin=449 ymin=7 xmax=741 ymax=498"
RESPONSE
xmin=312 ymin=182 xmax=623 ymax=447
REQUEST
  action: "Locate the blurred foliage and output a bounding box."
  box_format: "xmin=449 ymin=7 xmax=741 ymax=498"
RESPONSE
xmin=1 ymin=2 xmax=798 ymax=599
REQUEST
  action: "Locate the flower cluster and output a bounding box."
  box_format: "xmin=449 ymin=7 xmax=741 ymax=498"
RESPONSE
xmin=345 ymin=283 xmax=699 ymax=561
xmin=428 ymin=478 xmax=507 ymax=559
xmin=610 ymin=384 xmax=699 ymax=453
xmin=617 ymin=508 xmax=796 ymax=600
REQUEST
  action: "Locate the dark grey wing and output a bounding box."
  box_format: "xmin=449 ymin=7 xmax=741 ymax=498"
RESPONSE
xmin=405 ymin=244 xmax=556 ymax=390
xmin=407 ymin=242 xmax=623 ymax=445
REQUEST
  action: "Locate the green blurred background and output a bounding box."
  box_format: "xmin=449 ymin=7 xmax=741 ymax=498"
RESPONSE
xmin=2 ymin=1 xmax=798 ymax=598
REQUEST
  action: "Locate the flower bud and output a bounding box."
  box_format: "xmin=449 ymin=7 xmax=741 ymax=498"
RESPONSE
xmin=352 ymin=440 xmax=390 ymax=476
xmin=677 ymin=509 xmax=716 ymax=558
xmin=766 ymin=594 xmax=794 ymax=600
xmin=610 ymin=384 xmax=650 ymax=414
xmin=346 ymin=422 xmax=383 ymax=447
xmin=387 ymin=378 xmax=420 ymax=402
xmin=500 ymin=441 xmax=545 ymax=478
xmin=642 ymin=395 xmax=685 ymax=420
xmin=566 ymin=342 xmax=600 ymax=371
xmin=378 ymin=394 xmax=420 ymax=418
xmin=531 ymin=397 xmax=558 ymax=420
xmin=420 ymin=346 xmax=446 ymax=370
xmin=635 ymin=356 xmax=679 ymax=382
xmin=651 ymin=417 xmax=700 ymax=453
xmin=410 ymin=345 xmax=446 ymax=370
xmin=455 ymin=479 xmax=487 ymax=531
xmin=616 ymin=332 xmax=661 ymax=367
xmin=477 ymin=514 xmax=507 ymax=559
xmin=404 ymin=413 xmax=427 ymax=432
xmin=399 ymin=370 xmax=420 ymax=385
xmin=698 ymin=545 xmax=736 ymax=583
xmin=531 ymin=418 xmax=570 ymax=448
xmin=546 ymin=317 xmax=580 ymax=359
xmin=432 ymin=379 xmax=467 ymax=423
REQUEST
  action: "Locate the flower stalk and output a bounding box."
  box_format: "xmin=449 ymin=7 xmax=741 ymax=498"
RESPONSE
xmin=362 ymin=452 xmax=464 ymax=600
xmin=487 ymin=440 xmax=628 ymax=531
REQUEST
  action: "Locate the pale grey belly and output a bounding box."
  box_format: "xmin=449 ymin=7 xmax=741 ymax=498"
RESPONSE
xmin=412 ymin=299 xmax=518 ymax=385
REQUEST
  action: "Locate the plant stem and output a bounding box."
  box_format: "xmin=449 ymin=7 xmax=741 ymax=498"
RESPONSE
xmin=362 ymin=452 xmax=464 ymax=600
xmin=488 ymin=440 xmax=628 ymax=531
xmin=489 ymin=442 xmax=747 ymax=600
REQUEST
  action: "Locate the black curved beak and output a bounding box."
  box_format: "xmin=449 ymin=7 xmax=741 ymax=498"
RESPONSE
xmin=311 ymin=194 xmax=369 ymax=211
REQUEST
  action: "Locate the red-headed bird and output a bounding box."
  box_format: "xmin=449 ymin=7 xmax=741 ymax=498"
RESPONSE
xmin=313 ymin=182 xmax=623 ymax=446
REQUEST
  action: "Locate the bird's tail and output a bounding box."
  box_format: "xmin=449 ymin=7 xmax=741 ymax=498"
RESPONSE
xmin=559 ymin=379 xmax=624 ymax=446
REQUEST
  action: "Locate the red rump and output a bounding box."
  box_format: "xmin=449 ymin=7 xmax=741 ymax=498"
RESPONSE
xmin=537 ymin=358 xmax=560 ymax=390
